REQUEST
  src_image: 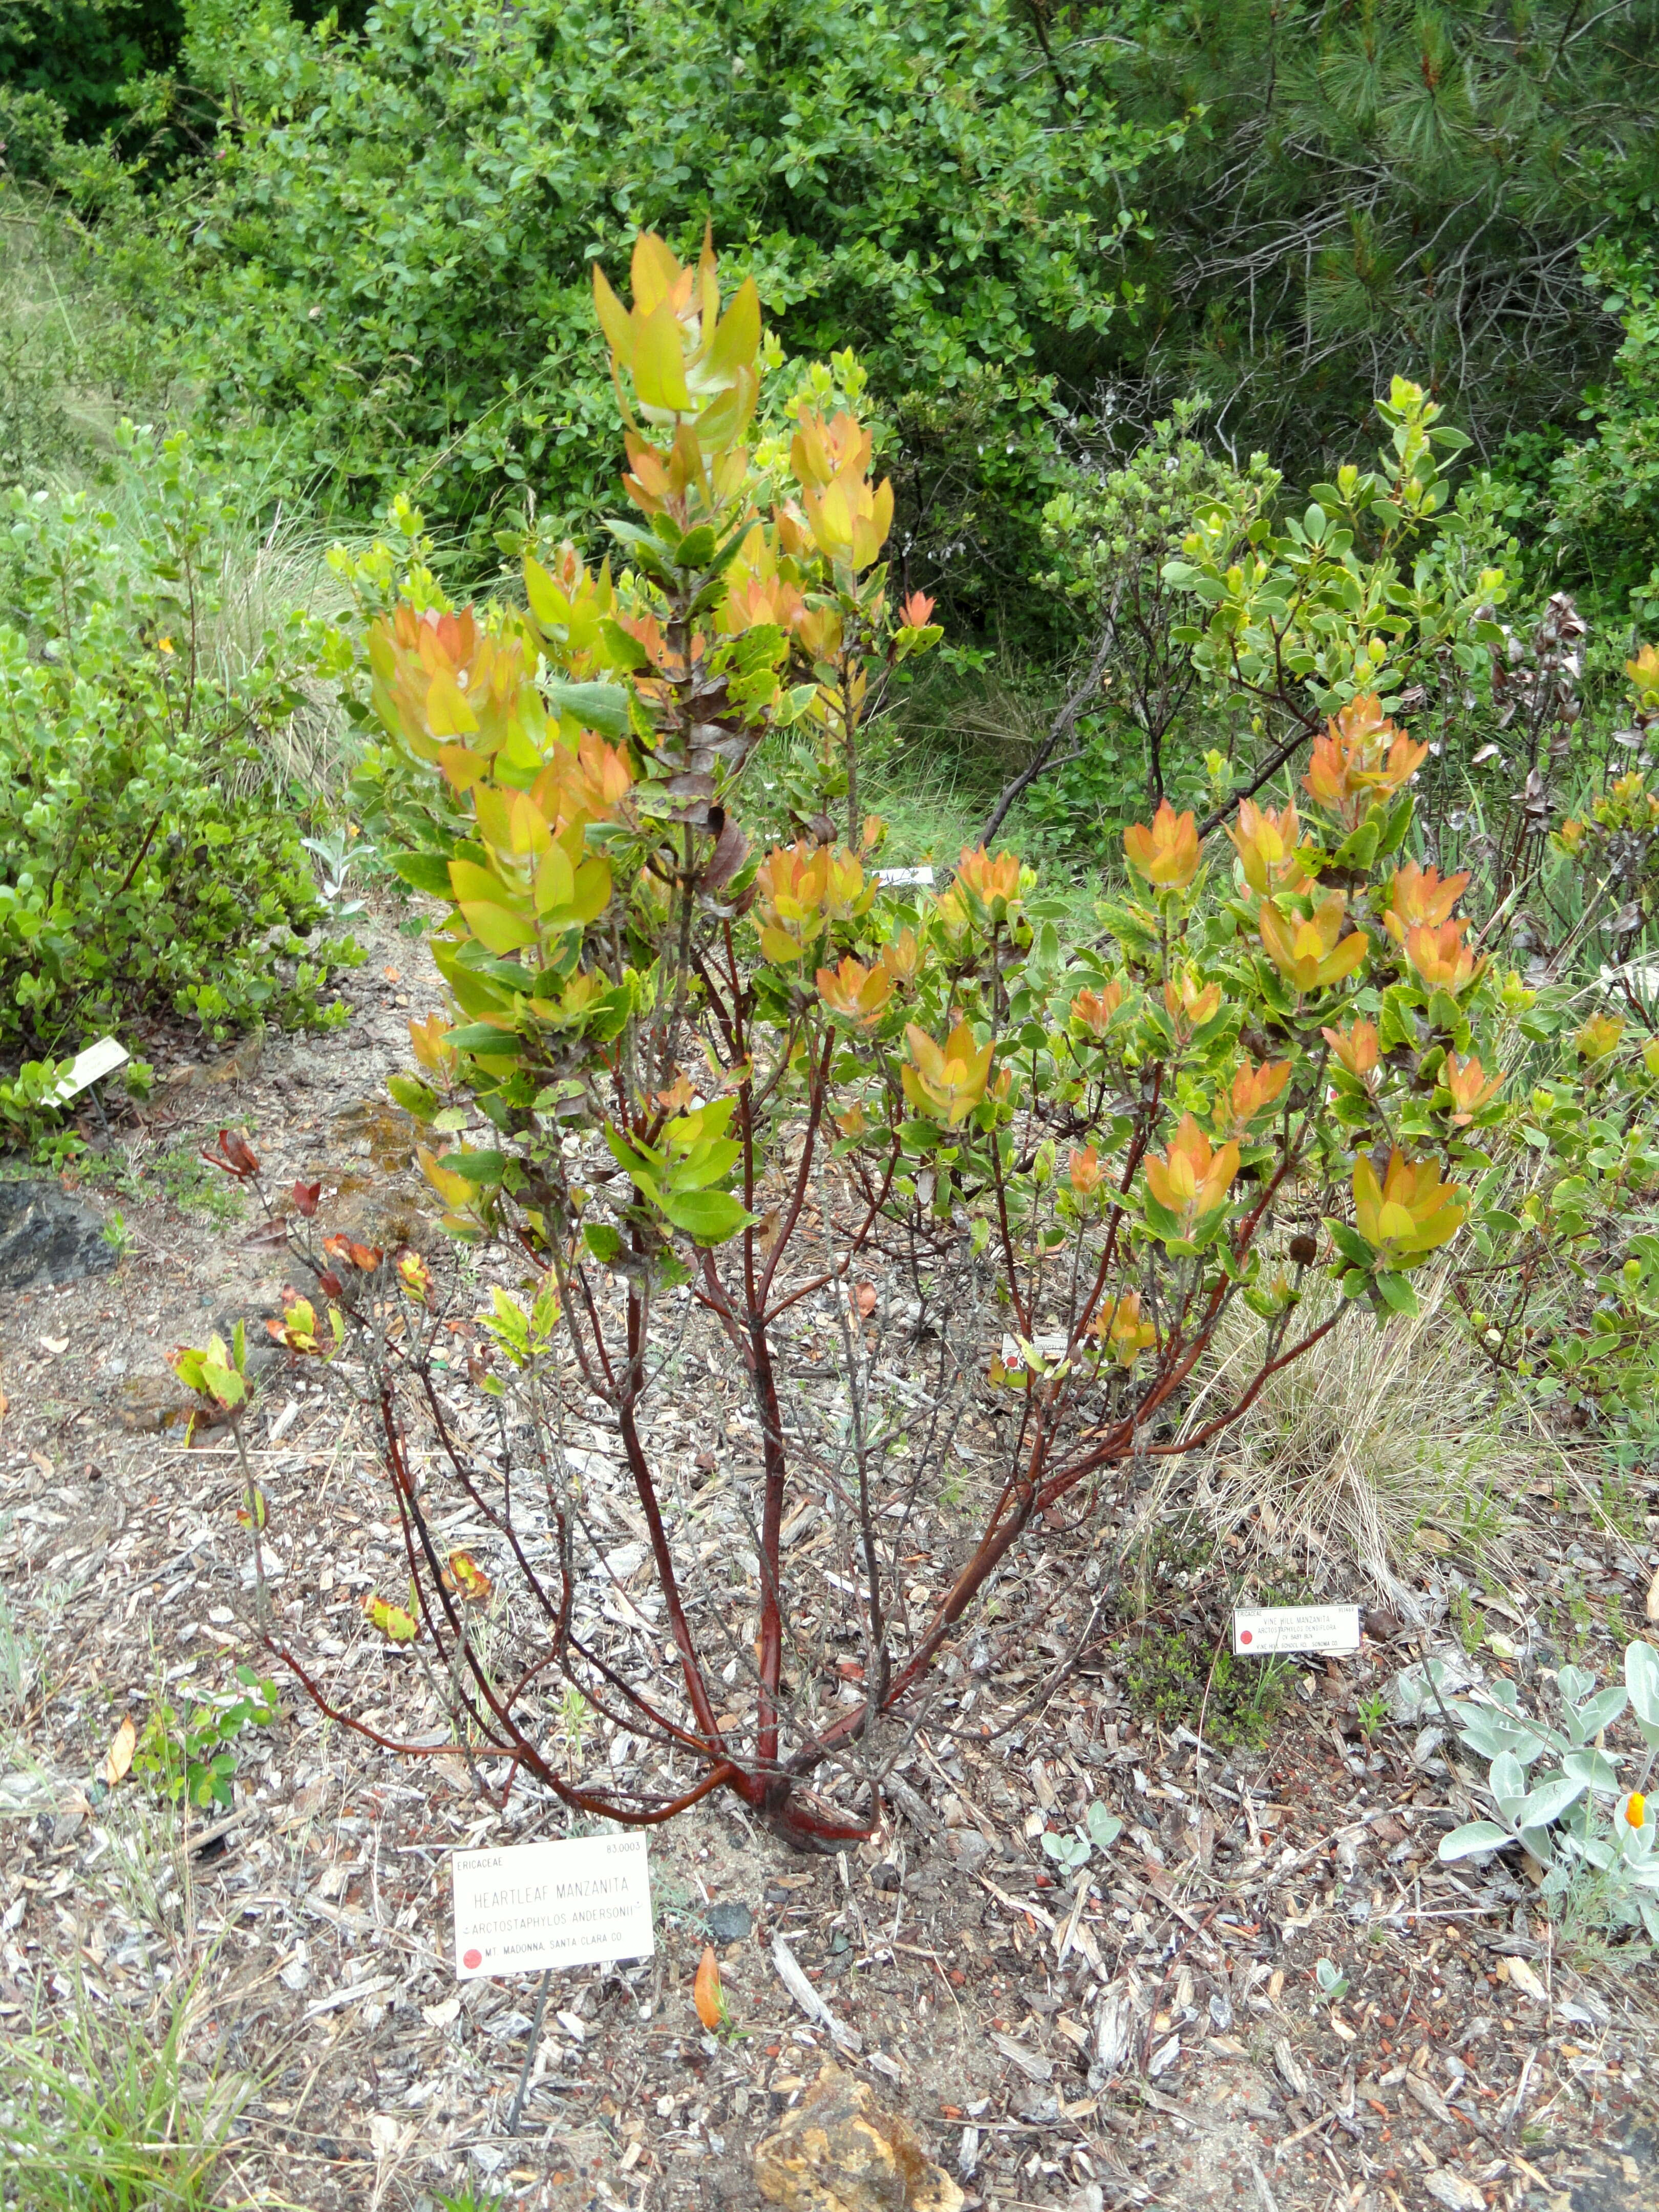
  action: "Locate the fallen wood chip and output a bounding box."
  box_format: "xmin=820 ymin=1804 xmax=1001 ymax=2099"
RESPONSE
xmin=1505 ymin=1956 xmax=1549 ymax=2004
xmin=1404 ymin=2071 xmax=1456 ymax=2128
xmin=1125 ymin=2082 xmax=1200 ymax=2125
xmin=771 ymin=1933 xmax=861 ymax=2055
xmin=989 ymin=2032 xmax=1053 ymax=2084
xmin=1272 ymin=2037 xmax=1308 ymax=2099
xmin=1421 ymin=2172 xmax=1485 ymax=2210
xmin=186 ymin=1806 xmax=257 ymax=1855
xmin=304 ymin=1974 xmax=395 ymax=2018
xmin=976 ymin=1873 xmax=1056 ymax=1932
xmin=882 ymin=1772 xmax=940 ymax=1836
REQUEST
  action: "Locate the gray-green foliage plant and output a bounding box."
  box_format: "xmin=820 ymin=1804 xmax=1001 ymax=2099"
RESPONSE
xmin=0 ymin=420 xmax=361 ymax=1147
xmin=1312 ymin=1956 xmax=1350 ymax=2005
xmin=1432 ymin=1641 xmax=1659 ymax=1944
xmin=1041 ymin=1798 xmax=1124 ymax=1874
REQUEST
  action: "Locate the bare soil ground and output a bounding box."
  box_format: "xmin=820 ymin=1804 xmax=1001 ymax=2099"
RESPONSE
xmin=2 ymin=905 xmax=1656 ymax=2212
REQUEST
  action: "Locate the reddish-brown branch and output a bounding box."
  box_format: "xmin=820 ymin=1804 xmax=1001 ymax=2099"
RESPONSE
xmin=613 ymin=1387 xmax=726 ymax=1752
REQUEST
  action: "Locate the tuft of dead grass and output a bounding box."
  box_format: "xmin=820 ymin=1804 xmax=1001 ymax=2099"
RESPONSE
xmin=1178 ymin=1270 xmax=1532 ymax=1611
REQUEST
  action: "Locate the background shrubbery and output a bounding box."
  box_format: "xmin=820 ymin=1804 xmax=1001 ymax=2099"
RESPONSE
xmin=14 ymin=2 xmax=1659 ymax=633
xmin=0 ymin=419 xmax=361 ymax=1147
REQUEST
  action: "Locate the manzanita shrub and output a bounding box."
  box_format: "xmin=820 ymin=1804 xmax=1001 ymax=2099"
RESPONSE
xmin=205 ymin=236 xmax=1513 ymax=1846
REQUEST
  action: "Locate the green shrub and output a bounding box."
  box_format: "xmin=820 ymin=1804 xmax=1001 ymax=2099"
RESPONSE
xmin=0 ymin=420 xmax=361 ymax=1130
xmin=1033 ymin=403 xmax=1274 ymax=833
xmin=1543 ymin=241 xmax=1659 ymax=627
xmin=1104 ymin=0 xmax=1652 ymax=474
xmin=0 ymin=4 xmax=185 ymax=148
xmin=1457 ymin=1003 xmax=1659 ymax=1472
xmin=96 ymin=0 xmax=1185 ymax=636
xmin=132 ymin=1663 xmax=280 ymax=1811
xmin=0 ymin=86 xmax=72 ymax=185
xmin=1442 ymin=643 xmax=1659 ymax=1470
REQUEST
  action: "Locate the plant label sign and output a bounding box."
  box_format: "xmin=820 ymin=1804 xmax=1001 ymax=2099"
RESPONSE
xmin=453 ymin=1833 xmax=654 ymax=1981
xmin=49 ymin=1035 xmax=129 ymax=1105
xmin=1232 ymin=1604 xmax=1361 ymax=1656
xmin=875 ymin=865 xmax=935 ymax=887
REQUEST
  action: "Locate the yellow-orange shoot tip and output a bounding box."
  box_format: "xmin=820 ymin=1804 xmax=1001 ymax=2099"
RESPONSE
xmin=1123 ymin=801 xmax=1200 ymax=890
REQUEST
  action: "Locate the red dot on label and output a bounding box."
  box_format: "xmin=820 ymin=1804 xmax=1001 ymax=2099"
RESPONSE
xmin=463 ymin=1948 xmax=482 ymax=1970
xmin=1241 ymin=1630 xmax=1253 ymax=1644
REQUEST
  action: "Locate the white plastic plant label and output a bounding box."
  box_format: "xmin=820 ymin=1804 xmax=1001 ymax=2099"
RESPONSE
xmin=452 ymin=1832 xmax=654 ymax=1980
xmin=49 ymin=1035 xmax=129 ymax=1104
xmin=875 ymin=865 xmax=935 ymax=887
xmin=1231 ymin=1604 xmax=1362 ymax=1656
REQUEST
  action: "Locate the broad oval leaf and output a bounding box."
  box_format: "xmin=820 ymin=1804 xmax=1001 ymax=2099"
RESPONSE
xmin=658 ymin=1188 xmax=754 ymax=1245
xmin=1576 ymin=1686 xmax=1629 ymax=1738
xmin=1515 ymin=1772 xmax=1587 ymax=1828
xmin=1489 ymin=1749 xmax=1527 ymax=1810
xmin=1627 ymin=1641 xmax=1659 ymax=1730
xmin=1086 ymin=1802 xmax=1123 ymax=1853
xmin=1561 ymin=1747 xmax=1624 ymax=1794
xmin=1438 ymin=1821 xmax=1512 ymax=1862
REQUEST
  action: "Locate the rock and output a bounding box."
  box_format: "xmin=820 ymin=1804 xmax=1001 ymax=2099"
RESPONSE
xmin=754 ymin=2065 xmax=963 ymax=2212
xmin=158 ymin=1032 xmax=264 ymax=1094
xmin=707 ymin=1900 xmax=753 ymax=1944
xmin=0 ymin=1179 xmax=118 ymax=1292
xmin=946 ymin=1830 xmax=989 ymax=1874
xmin=117 ymin=1375 xmax=193 ymax=1433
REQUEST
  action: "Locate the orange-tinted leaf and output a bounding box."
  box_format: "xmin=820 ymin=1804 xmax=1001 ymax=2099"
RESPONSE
xmin=363 ymin=1592 xmax=419 ymax=1644
xmin=442 ymin=1550 xmax=493 ymax=1607
xmin=694 ymin=1945 xmax=726 ymax=2029
xmin=101 ymin=1715 xmax=136 ymax=1788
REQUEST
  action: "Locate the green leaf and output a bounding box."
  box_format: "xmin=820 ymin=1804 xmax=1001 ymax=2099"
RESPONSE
xmin=1086 ymin=1802 xmax=1123 ymax=1852
xmin=658 ymin=1188 xmax=754 ymax=1244
xmin=388 ymin=1073 xmax=439 ymax=1121
xmin=583 ymin=1221 xmax=624 ymax=1263
xmin=390 ymin=852 xmax=456 ymax=900
xmin=599 ymin=618 xmax=652 ymax=671
xmin=1375 ymin=1271 xmax=1419 ymax=1315
xmin=444 ymin=1148 xmax=507 ymax=1185
xmin=1327 ymin=1220 xmax=1373 ymax=1270
xmin=1439 ymin=1821 xmax=1512 ymax=1861
xmin=1628 ymin=1641 xmax=1659 ymax=1733
xmin=445 ymin=1020 xmax=518 ymax=1053
xmin=545 ymin=679 xmax=631 ymax=738
xmin=665 ymin=1139 xmax=743 ymax=1192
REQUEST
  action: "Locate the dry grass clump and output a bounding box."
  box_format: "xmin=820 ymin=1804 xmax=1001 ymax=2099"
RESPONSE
xmin=1179 ymin=1269 xmax=1528 ymax=1610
